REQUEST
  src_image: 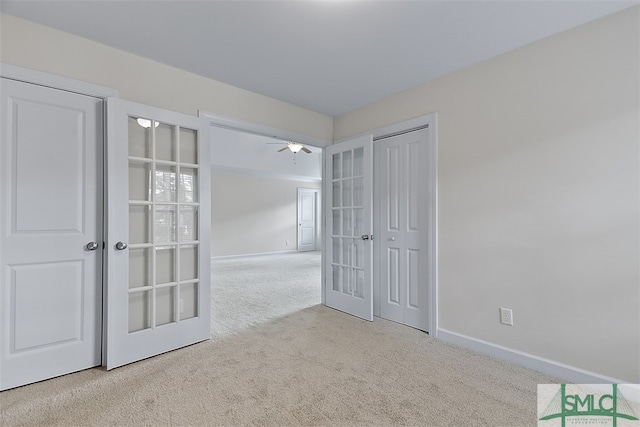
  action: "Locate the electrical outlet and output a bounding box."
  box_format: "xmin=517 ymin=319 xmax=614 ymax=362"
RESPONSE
xmin=499 ymin=307 xmax=513 ymax=326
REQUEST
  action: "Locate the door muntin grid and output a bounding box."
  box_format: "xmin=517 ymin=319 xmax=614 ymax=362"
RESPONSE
xmin=331 ymin=147 xmax=365 ymax=299
xmin=127 ymin=117 xmax=200 ymax=333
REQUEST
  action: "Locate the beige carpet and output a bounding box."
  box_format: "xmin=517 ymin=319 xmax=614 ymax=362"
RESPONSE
xmin=0 ymin=253 xmax=561 ymax=426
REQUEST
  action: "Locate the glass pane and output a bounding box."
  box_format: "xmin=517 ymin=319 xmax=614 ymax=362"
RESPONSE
xmin=180 ymin=128 xmax=198 ymax=164
xmin=332 ymin=181 xmax=341 ymax=208
xmin=342 ymin=208 xmax=352 ymax=237
xmin=156 ymin=286 xmax=176 ymax=326
xmin=129 ymin=248 xmax=151 ymax=289
xmin=354 ymin=208 xmax=364 ymax=238
xmin=342 ymin=267 xmax=352 ymax=295
xmin=342 ymin=239 xmax=351 ymax=265
xmin=129 ymin=205 xmax=151 ymax=244
xmin=156 ymin=246 xmax=176 ymax=284
xmin=342 ymin=150 xmax=352 ymax=178
xmin=354 ymin=269 xmax=364 ymax=299
xmin=332 ymin=265 xmax=340 ymax=291
xmin=353 ymin=147 xmax=364 ymax=177
xmin=128 ymin=116 xmax=151 ymax=158
xmin=179 ymin=168 xmax=198 ymax=203
xmin=332 ymin=209 xmax=340 ymax=236
xmin=332 ymin=237 xmax=340 ymax=264
xmin=156 ymin=122 xmax=176 ymax=161
xmin=332 ymin=153 xmax=341 ymax=179
xmin=129 ymin=290 xmax=150 ymax=333
xmin=129 ymin=162 xmax=151 ymax=201
xmin=353 ymin=177 xmax=364 ymax=207
xmin=180 ymin=244 xmax=198 ymax=281
xmin=180 ymin=282 xmax=198 ymax=320
xmin=155 ymin=165 xmax=176 ymax=202
xmin=342 ymin=178 xmax=352 ymax=207
xmin=179 ymin=206 xmax=198 ymax=241
xmin=155 ymin=205 xmax=176 ymax=243
xmin=354 ymin=239 xmax=364 ymax=268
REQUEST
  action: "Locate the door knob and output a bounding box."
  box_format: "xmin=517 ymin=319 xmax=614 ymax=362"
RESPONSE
xmin=361 ymin=235 xmax=370 ymax=241
xmin=115 ymin=241 xmax=128 ymax=250
xmin=389 ymin=237 xmax=396 ymax=241
xmin=86 ymin=241 xmax=98 ymax=251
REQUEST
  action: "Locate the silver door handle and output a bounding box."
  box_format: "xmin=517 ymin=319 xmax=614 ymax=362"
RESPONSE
xmin=389 ymin=237 xmax=396 ymax=241
xmin=115 ymin=241 xmax=128 ymax=250
xmin=361 ymin=235 xmax=370 ymax=241
xmin=86 ymin=241 xmax=98 ymax=251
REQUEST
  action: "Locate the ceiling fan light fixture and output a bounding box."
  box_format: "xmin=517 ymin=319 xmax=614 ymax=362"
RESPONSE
xmin=136 ymin=118 xmax=160 ymax=128
xmin=288 ymin=142 xmax=304 ymax=153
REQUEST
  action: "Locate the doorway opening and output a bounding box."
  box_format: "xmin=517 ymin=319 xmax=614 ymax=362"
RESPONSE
xmin=203 ymin=113 xmax=328 ymax=333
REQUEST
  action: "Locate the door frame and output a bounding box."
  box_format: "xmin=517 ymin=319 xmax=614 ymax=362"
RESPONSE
xmin=297 ymin=187 xmax=319 ymax=252
xmin=0 ymin=64 xmax=118 ymax=371
xmin=333 ymin=114 xmax=438 ymax=336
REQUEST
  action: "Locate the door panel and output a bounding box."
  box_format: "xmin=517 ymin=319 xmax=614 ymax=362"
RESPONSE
xmin=106 ymin=99 xmax=210 ymax=370
xmin=376 ymin=129 xmax=429 ymax=331
xmin=298 ymin=188 xmax=316 ymax=252
xmin=0 ymin=78 xmax=103 ymax=390
xmin=324 ymin=135 xmax=373 ymax=321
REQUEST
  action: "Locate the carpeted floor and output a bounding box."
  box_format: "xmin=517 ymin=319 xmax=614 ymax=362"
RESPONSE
xmin=0 ymin=252 xmax=562 ymax=426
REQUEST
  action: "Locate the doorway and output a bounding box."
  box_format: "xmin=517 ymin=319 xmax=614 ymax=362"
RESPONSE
xmin=0 ymin=68 xmax=212 ymax=390
xmin=324 ymin=115 xmax=437 ymax=335
xmin=297 ymin=188 xmax=319 ymax=252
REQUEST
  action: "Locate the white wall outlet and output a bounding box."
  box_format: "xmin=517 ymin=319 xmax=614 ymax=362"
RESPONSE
xmin=499 ymin=307 xmax=513 ymax=326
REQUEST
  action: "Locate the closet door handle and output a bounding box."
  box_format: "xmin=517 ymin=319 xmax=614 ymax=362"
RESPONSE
xmin=86 ymin=242 xmax=98 ymax=251
xmin=115 ymin=241 xmax=128 ymax=251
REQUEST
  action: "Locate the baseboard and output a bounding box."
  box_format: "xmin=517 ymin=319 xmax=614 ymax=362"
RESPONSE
xmin=211 ymin=250 xmax=300 ymax=260
xmin=437 ymin=328 xmax=629 ymax=384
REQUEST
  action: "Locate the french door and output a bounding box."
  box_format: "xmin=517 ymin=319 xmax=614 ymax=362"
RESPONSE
xmin=105 ymin=99 xmax=210 ymax=369
xmin=324 ymin=135 xmax=373 ymax=321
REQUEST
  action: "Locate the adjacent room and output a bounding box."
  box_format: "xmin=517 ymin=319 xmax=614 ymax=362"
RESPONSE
xmin=0 ymin=1 xmax=638 ymax=425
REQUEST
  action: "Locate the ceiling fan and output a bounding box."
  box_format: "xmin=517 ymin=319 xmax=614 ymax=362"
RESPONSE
xmin=268 ymin=141 xmax=312 ymax=154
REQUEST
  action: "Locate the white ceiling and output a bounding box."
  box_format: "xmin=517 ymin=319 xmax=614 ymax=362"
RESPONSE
xmin=1 ymin=0 xmax=637 ymax=117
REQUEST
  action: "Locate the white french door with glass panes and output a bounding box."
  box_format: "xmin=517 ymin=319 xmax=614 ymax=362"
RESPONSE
xmin=324 ymin=135 xmax=373 ymax=321
xmin=106 ymin=99 xmax=210 ymax=369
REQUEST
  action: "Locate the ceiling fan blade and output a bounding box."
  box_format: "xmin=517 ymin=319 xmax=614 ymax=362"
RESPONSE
xmin=277 ymin=147 xmax=289 ymax=152
xmin=301 ymin=146 xmax=312 ymax=153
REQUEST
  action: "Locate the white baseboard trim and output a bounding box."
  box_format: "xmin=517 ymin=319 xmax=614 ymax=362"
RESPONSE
xmin=437 ymin=328 xmax=628 ymax=384
xmin=211 ymin=250 xmax=300 ymax=260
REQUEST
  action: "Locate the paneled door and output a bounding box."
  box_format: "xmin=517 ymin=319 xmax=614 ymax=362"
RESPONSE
xmin=0 ymin=78 xmax=103 ymax=390
xmin=297 ymin=188 xmax=317 ymax=252
xmin=324 ymin=135 xmax=373 ymax=321
xmin=106 ymin=99 xmax=210 ymax=369
xmin=375 ymin=128 xmax=429 ymax=331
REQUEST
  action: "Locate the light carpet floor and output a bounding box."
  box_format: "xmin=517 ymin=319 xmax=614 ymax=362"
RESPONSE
xmin=1 ymin=252 xmax=561 ymax=426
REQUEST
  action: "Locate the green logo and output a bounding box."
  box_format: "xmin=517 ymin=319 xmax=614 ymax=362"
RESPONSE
xmin=539 ymin=384 xmax=639 ymax=427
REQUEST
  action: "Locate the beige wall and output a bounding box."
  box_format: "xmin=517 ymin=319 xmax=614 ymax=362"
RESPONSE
xmin=0 ymin=13 xmax=332 ymax=141
xmin=211 ymin=170 xmax=321 ymax=257
xmin=335 ymin=7 xmax=640 ymax=382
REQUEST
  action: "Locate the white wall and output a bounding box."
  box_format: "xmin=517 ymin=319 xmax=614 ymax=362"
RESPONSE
xmin=211 ymin=171 xmax=321 ymax=257
xmin=335 ymin=7 xmax=640 ymax=382
xmin=210 ymin=126 xmax=322 ymax=180
xmin=0 ymin=13 xmax=333 ymax=141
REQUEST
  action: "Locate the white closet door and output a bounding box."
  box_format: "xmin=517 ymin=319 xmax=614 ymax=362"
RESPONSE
xmin=324 ymin=135 xmax=373 ymax=321
xmin=0 ymin=78 xmax=103 ymax=390
xmin=105 ymin=99 xmax=210 ymax=369
xmin=376 ymin=128 xmax=429 ymax=332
